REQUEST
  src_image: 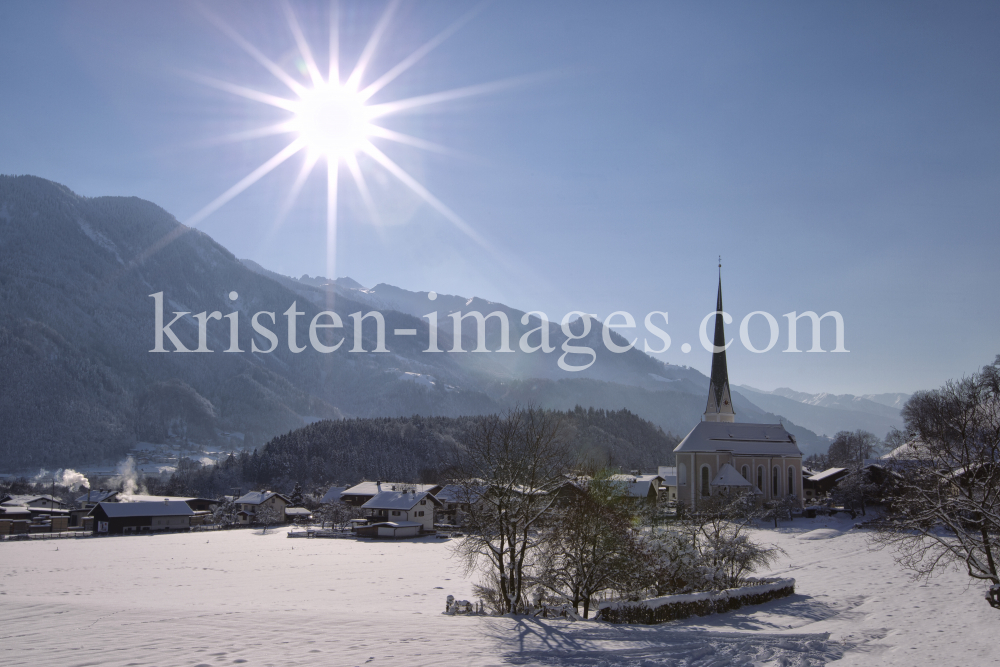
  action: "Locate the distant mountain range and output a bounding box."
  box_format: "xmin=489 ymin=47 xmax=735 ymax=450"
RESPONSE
xmin=0 ymin=176 xmax=908 ymax=469
xmin=736 ymin=386 xmax=908 ymax=439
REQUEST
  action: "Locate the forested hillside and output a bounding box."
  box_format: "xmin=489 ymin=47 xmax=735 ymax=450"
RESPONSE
xmin=158 ymin=407 xmax=680 ymax=497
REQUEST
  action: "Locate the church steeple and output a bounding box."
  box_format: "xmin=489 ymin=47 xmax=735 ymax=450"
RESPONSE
xmin=704 ymin=263 xmax=735 ymax=423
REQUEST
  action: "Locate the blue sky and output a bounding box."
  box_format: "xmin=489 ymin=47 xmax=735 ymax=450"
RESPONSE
xmin=1 ymin=1 xmax=997 ymax=395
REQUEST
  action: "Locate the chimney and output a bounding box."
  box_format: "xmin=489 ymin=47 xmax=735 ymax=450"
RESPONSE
xmin=376 ymin=481 xmax=382 ymax=492
xmin=164 ymin=498 xmax=169 ymax=505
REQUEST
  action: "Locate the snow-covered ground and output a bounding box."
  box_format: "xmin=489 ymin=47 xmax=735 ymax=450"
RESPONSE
xmin=0 ymin=515 xmax=996 ymax=667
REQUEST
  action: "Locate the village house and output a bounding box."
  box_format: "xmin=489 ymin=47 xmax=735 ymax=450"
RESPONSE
xmin=340 ymin=481 xmax=442 ymax=507
xmin=120 ymin=495 xmax=220 ymax=513
xmin=657 ymin=466 xmax=679 ymax=502
xmin=433 ymin=484 xmax=484 ymax=527
xmin=609 ymin=473 xmax=665 ymax=503
xmin=674 ymin=275 xmax=804 ymax=509
xmin=234 ymin=491 xmax=291 ymax=525
xmin=320 ymin=486 xmax=346 ymax=504
xmin=357 ymin=485 xmax=442 ymax=537
xmin=1 ymin=494 xmax=68 ymax=510
xmin=75 ymin=489 xmax=119 ymax=510
xmin=284 ymin=507 xmax=313 ymax=523
xmin=90 ymin=500 xmax=194 ymax=534
xmin=805 ymin=468 xmax=850 ymax=498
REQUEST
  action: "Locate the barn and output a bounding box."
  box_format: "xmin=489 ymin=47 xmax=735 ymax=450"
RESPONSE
xmin=90 ymin=501 xmax=194 ymax=534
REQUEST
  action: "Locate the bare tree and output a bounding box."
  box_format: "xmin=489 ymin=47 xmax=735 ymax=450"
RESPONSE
xmin=762 ymin=494 xmax=800 ymax=527
xmin=871 ymin=361 xmax=1000 ymax=608
xmin=828 ymin=429 xmax=884 ymax=467
xmin=452 ymin=408 xmax=570 ymax=614
xmin=533 ymin=471 xmax=641 ymax=618
xmin=317 ymin=502 xmax=361 ymax=531
xmin=255 ymin=502 xmax=284 ymax=534
xmin=831 ymin=468 xmax=880 ymax=517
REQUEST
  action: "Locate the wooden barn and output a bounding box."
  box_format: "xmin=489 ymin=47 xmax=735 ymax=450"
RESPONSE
xmin=90 ymin=500 xmax=193 ymax=534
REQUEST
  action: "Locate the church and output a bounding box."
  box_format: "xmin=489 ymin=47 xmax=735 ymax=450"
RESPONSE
xmin=673 ymin=273 xmax=804 ymax=508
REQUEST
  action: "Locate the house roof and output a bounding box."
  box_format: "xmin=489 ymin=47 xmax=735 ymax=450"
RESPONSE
xmin=711 ymin=463 xmax=754 ymax=487
xmin=362 ymin=490 xmax=442 ymax=511
xmin=807 ymin=467 xmax=848 ymax=482
xmin=434 ymin=484 xmax=484 ymax=504
xmin=342 ymin=482 xmax=440 ymax=498
xmin=76 ymin=490 xmax=118 ymax=504
xmin=94 ymin=501 xmax=194 ymax=518
xmin=285 ymin=507 xmax=313 ymax=516
xmin=365 ymin=521 xmax=422 ymax=528
xmin=119 ymin=495 xmax=214 ymax=504
xmin=321 ymin=486 xmax=346 ymax=504
xmin=3 ymin=494 xmax=65 ymax=507
xmin=673 ymin=421 xmax=802 ymax=456
xmin=609 ymin=474 xmax=664 ymax=497
xmin=0 ymin=505 xmax=32 ymax=517
xmin=234 ymin=491 xmax=290 ymax=506
xmin=657 ymin=467 xmax=678 ymax=486
xmin=884 ymin=440 xmax=932 ymax=461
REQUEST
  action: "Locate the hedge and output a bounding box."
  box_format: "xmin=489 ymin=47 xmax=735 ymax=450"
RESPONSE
xmin=596 ymin=578 xmax=795 ymax=625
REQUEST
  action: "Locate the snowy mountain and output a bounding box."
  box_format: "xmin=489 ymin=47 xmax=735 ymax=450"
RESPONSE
xmin=737 ymin=385 xmax=907 ymax=438
xmin=0 ymin=176 xmax=842 ymax=469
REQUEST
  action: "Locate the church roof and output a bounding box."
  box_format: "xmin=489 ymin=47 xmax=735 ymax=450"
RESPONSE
xmin=673 ymin=421 xmax=802 ymax=456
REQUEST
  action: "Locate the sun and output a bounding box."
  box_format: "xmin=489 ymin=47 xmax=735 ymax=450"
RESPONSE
xmin=181 ymin=2 xmax=510 ymax=282
xmin=289 ymin=81 xmax=373 ymax=160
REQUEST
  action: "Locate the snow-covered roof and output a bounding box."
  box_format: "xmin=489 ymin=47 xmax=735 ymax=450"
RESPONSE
xmin=95 ymin=501 xmax=194 ymax=518
xmin=807 ymin=468 xmax=848 ymax=482
xmin=657 ymin=467 xmax=678 ymax=486
xmin=434 ymin=484 xmax=483 ymax=504
xmin=321 ymin=486 xmax=346 ymax=504
xmin=76 ymin=490 xmax=118 ymax=504
xmin=285 ymin=507 xmax=313 ymax=516
xmin=884 ymin=440 xmax=932 ymax=461
xmin=119 ymin=495 xmax=200 ymax=503
xmin=235 ymin=491 xmax=289 ymax=506
xmin=0 ymin=505 xmax=31 ymax=516
xmin=609 ymin=474 xmax=664 ymax=497
xmin=3 ymin=494 xmax=64 ymax=507
xmin=371 ymin=520 xmax=422 ymax=528
xmin=362 ymin=490 xmax=441 ymax=511
xmin=673 ymin=422 xmax=801 ymax=456
xmin=343 ymin=482 xmax=439 ymax=497
xmin=710 ymin=463 xmax=754 ymax=487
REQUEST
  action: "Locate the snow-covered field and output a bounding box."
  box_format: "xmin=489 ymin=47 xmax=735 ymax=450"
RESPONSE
xmin=1 ymin=516 xmax=996 ymax=667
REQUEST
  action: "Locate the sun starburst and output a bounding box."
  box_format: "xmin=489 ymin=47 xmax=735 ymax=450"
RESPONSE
xmin=185 ymin=1 xmax=501 ymax=281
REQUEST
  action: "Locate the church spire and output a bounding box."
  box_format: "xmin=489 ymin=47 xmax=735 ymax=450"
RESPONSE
xmin=704 ymin=261 xmax=735 ymax=423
